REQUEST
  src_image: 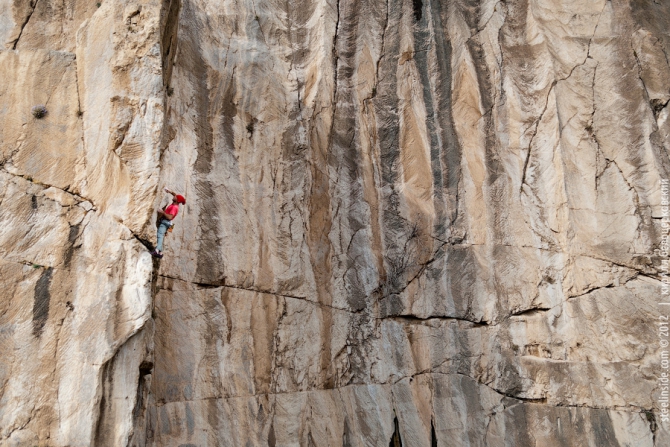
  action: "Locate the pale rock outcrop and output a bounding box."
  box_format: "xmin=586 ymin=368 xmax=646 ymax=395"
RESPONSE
xmin=0 ymin=0 xmax=170 ymax=445
xmin=1 ymin=0 xmax=669 ymax=446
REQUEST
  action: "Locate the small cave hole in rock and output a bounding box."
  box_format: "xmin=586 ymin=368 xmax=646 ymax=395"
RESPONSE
xmin=431 ymin=419 xmax=438 ymax=447
xmin=131 ymin=361 xmax=154 ymax=430
xmin=139 ymin=361 xmax=154 ymax=376
xmin=651 ymin=98 xmax=669 ymax=117
xmin=412 ymin=0 xmax=422 ymax=21
xmin=389 ymin=416 xmax=403 ymax=447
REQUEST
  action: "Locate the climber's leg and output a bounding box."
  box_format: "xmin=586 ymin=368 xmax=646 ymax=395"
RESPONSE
xmin=153 ymin=220 xmax=169 ymax=257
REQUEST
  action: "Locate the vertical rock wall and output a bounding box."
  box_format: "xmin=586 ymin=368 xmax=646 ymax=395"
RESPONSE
xmin=1 ymin=0 xmax=669 ymax=446
xmin=147 ymin=0 xmax=670 ymax=445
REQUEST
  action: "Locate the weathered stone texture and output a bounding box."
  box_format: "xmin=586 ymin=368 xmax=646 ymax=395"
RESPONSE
xmin=1 ymin=0 xmax=669 ymax=446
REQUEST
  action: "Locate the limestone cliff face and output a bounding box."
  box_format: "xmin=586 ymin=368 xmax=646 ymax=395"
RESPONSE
xmin=1 ymin=0 xmax=669 ymax=445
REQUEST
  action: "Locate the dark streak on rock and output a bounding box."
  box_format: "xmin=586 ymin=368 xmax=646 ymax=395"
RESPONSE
xmin=342 ymin=417 xmax=354 ymax=447
xmin=334 ymin=0 xmax=367 ymax=312
xmin=373 ymin=0 xmax=402 ymax=200
xmin=466 ymin=36 xmax=501 ymax=186
xmin=185 ymin=403 xmax=195 ymax=438
xmin=180 ymin=1 xmax=227 ymax=285
xmin=268 ymin=422 xmax=276 ymax=447
xmin=630 ymin=0 xmax=670 ymax=63
xmin=589 ymin=410 xmax=620 ymax=447
xmin=413 ymin=0 xmax=445 ymax=234
xmin=160 ymin=0 xmax=181 ymax=87
xmin=501 ymin=399 xmax=538 ymax=446
xmin=32 ymin=267 xmax=53 ymax=337
xmin=94 ymin=354 xmax=115 ymax=446
xmin=63 ymin=223 xmax=81 ymax=268
xmin=428 ymin=0 xmax=461 ymax=229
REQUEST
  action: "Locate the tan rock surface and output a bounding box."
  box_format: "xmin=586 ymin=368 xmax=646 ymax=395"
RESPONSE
xmin=1 ymin=0 xmax=669 ymax=445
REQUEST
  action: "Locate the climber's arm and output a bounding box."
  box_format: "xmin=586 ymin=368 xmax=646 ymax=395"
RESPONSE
xmin=158 ymin=188 xmax=179 ymax=220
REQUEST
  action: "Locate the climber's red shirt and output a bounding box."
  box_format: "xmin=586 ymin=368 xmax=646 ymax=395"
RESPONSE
xmin=164 ymin=203 xmax=179 ymax=220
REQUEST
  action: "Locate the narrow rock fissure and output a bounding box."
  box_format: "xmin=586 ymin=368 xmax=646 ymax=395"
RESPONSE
xmin=520 ymin=81 xmax=555 ymax=193
xmin=510 ymin=307 xmax=550 ymax=317
xmin=389 ymin=314 xmax=489 ymax=326
xmin=161 ymin=273 xmax=494 ymax=325
xmin=132 ymin=233 xmax=155 ymax=252
xmin=0 ymin=169 xmax=97 ymax=208
xmin=645 ymin=410 xmax=657 ymax=444
xmin=11 ymin=0 xmax=40 ymax=50
xmin=567 ymin=283 xmax=616 ymax=300
xmin=374 ymin=0 xmax=390 ymax=92
xmin=520 ymin=0 xmax=607 ymax=194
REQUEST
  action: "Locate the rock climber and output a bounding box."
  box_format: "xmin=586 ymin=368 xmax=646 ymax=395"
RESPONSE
xmin=151 ymin=188 xmax=186 ymax=258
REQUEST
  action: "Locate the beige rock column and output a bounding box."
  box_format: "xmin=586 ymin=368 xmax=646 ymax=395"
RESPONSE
xmin=0 ymin=0 xmax=173 ymax=445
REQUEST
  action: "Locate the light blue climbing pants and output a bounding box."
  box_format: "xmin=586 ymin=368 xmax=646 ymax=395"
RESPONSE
xmin=156 ymin=219 xmax=171 ymax=252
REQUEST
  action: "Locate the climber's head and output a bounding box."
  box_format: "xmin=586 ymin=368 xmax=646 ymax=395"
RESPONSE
xmin=175 ymin=195 xmax=186 ymax=205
